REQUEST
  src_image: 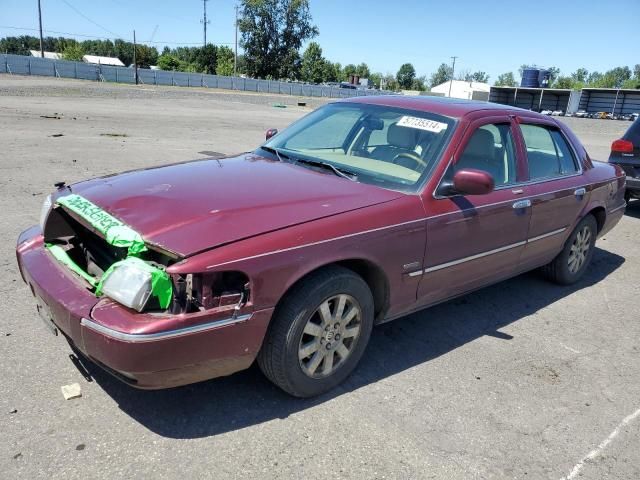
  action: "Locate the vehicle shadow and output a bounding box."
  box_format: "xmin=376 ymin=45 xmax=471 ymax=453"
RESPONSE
xmin=85 ymin=247 xmax=624 ymax=439
xmin=624 ymin=198 xmax=640 ymax=218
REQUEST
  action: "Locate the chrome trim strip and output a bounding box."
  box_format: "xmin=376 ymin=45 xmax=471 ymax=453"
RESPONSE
xmin=527 ymin=227 xmax=567 ymax=243
xmin=80 ymin=314 xmax=252 ymax=343
xmin=206 ymin=218 xmax=426 ymax=269
xmin=608 ymin=202 xmax=626 ymax=214
xmin=424 ymin=240 xmax=526 ymax=273
xmin=421 ymin=227 xmax=567 ymax=274
xmin=427 ymin=182 xmax=595 ymax=220
xmin=408 ymin=270 xmax=424 ymax=277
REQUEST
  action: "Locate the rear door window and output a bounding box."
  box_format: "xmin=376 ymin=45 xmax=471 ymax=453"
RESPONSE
xmin=520 ymin=124 xmax=578 ymax=180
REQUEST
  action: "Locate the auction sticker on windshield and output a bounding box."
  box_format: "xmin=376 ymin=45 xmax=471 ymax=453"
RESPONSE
xmin=397 ymin=116 xmax=448 ymax=133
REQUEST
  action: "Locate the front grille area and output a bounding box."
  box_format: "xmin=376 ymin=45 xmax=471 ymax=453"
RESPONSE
xmin=44 ymin=207 xmax=128 ymax=279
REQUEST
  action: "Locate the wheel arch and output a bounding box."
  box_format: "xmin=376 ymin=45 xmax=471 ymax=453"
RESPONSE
xmin=588 ymin=206 xmax=606 ymax=234
xmin=275 ymin=258 xmax=390 ymax=324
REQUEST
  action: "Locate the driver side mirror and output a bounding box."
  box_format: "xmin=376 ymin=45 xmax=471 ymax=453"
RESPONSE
xmin=438 ymin=168 xmax=495 ymax=196
xmin=265 ymin=128 xmax=278 ymax=141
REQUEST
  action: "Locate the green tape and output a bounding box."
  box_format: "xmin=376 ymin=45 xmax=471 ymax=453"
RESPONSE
xmin=46 ymin=244 xmax=98 ymax=287
xmin=50 ymin=195 xmax=172 ymax=310
xmin=56 ymin=194 xmax=147 ymax=256
xmin=96 ymin=257 xmax=173 ymax=310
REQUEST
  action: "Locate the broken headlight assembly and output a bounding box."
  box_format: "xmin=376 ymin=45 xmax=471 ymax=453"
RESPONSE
xmin=170 ymin=271 xmax=250 ymax=315
xmin=96 ymin=257 xmax=173 ymax=312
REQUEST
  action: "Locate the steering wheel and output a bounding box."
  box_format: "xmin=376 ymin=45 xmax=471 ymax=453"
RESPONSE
xmin=392 ymin=152 xmax=427 ymax=169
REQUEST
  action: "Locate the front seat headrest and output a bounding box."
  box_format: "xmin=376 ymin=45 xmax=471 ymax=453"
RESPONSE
xmin=388 ymin=124 xmax=417 ymax=149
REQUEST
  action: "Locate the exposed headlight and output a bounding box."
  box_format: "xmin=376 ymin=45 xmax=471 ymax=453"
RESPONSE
xmin=39 ymin=194 xmax=52 ymax=231
xmin=97 ymin=257 xmax=172 ymax=312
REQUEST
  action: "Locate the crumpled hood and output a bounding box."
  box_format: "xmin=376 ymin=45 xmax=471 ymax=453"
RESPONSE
xmin=68 ymin=153 xmax=403 ymax=256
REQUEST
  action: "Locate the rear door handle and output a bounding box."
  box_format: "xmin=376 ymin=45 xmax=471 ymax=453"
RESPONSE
xmin=574 ymin=188 xmax=586 ymax=197
xmin=512 ymin=199 xmax=531 ymax=209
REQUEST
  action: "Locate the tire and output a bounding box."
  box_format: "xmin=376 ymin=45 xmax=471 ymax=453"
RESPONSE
xmin=541 ymin=214 xmax=598 ymax=285
xmin=257 ymin=266 xmax=374 ymax=397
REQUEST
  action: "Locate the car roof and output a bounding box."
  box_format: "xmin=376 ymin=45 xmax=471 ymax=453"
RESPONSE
xmin=342 ymin=94 xmax=532 ymax=119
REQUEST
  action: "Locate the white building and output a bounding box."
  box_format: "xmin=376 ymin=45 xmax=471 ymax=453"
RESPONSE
xmin=430 ymin=80 xmax=490 ymax=100
xmin=29 ymin=50 xmax=62 ymax=60
xmin=82 ymin=55 xmax=125 ymax=67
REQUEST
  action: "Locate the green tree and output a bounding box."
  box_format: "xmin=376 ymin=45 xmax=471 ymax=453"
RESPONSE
xmin=622 ymin=77 xmax=640 ymax=89
xmin=368 ymin=72 xmax=382 ymax=89
xmin=586 ymin=71 xmax=602 ymax=85
xmin=494 ymin=72 xmax=516 ymax=87
xmin=429 ymin=63 xmax=452 ymax=87
xmin=381 ymin=73 xmax=399 ymax=91
xmin=192 ymin=44 xmax=217 ymax=74
xmin=410 ymin=75 xmax=427 ymax=91
xmin=239 ymin=0 xmax=318 ymax=79
xmin=547 ymin=66 xmax=560 ymax=84
xmin=355 ymin=62 xmax=370 ymax=79
xmin=300 ymin=41 xmax=325 ymax=83
xmin=342 ymin=63 xmax=357 ymax=81
xmin=553 ymin=76 xmax=574 ymax=89
xmin=61 ymin=43 xmax=84 ymax=61
xmin=471 ymin=71 xmax=489 ymax=83
xmin=571 ymin=68 xmax=589 ymax=83
xmin=216 ymin=46 xmax=235 ymax=76
xmin=157 ymin=54 xmax=182 ymax=71
xmin=396 ymin=63 xmax=416 ymax=89
xmin=322 ymin=61 xmax=341 ymax=82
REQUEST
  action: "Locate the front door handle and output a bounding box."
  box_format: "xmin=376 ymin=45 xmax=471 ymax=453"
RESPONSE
xmin=512 ymin=199 xmax=532 ymax=209
xmin=574 ymin=188 xmax=586 ymax=197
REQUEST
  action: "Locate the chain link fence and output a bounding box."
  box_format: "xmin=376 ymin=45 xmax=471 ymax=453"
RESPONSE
xmin=1 ymin=54 xmax=391 ymax=99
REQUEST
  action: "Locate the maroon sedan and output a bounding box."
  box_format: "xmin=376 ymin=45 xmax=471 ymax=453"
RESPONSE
xmin=17 ymin=96 xmax=626 ymax=397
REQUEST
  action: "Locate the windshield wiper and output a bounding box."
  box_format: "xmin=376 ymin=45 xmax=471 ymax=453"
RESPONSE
xmin=261 ymin=145 xmax=288 ymax=162
xmin=295 ymin=158 xmax=358 ymax=181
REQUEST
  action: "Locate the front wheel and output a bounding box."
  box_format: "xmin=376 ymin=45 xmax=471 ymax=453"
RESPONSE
xmin=541 ymin=214 xmax=597 ymax=285
xmin=257 ymin=266 xmax=374 ymax=397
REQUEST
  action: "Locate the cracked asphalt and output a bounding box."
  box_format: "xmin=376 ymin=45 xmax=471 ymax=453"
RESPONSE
xmin=1 ymin=76 xmax=639 ymax=479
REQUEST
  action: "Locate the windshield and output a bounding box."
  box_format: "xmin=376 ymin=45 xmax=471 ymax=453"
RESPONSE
xmin=260 ymin=102 xmax=456 ymax=192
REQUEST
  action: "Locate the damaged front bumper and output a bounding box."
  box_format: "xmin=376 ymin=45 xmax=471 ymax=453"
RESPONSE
xmin=16 ymin=226 xmax=273 ymax=389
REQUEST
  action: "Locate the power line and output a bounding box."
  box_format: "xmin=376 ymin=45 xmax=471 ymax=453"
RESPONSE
xmin=59 ymin=0 xmax=122 ymax=38
xmin=0 ymin=25 xmax=233 ymax=45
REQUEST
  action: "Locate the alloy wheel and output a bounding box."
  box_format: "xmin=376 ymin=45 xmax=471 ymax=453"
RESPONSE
xmin=298 ymin=294 xmax=362 ymax=378
xmin=568 ymin=226 xmax=591 ymax=274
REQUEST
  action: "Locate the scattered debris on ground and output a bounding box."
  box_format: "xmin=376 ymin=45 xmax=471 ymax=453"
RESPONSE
xmin=60 ymin=383 xmax=82 ymax=400
xmin=40 ymin=114 xmax=61 ymax=119
xmin=49 ymin=133 xmax=64 ymax=137
xmin=99 ymin=133 xmax=128 ymax=137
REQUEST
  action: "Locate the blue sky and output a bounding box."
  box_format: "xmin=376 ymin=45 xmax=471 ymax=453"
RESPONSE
xmin=2 ymin=0 xmax=638 ymax=82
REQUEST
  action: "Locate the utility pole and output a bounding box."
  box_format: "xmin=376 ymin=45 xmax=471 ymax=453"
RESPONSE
xmin=37 ymin=0 xmax=44 ymax=57
xmin=133 ymin=30 xmax=138 ymax=85
xmin=234 ymin=4 xmax=239 ymax=77
xmin=448 ymin=55 xmax=458 ymax=97
xmin=201 ymin=0 xmax=210 ymax=46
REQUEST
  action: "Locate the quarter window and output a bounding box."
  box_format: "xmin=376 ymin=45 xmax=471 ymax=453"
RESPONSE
xmin=453 ymin=123 xmax=517 ymax=186
xmin=520 ymin=124 xmax=578 ymax=180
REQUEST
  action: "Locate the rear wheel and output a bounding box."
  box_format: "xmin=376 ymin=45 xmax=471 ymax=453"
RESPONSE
xmin=257 ymin=266 xmax=374 ymax=397
xmin=541 ymin=214 xmax=597 ymax=285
